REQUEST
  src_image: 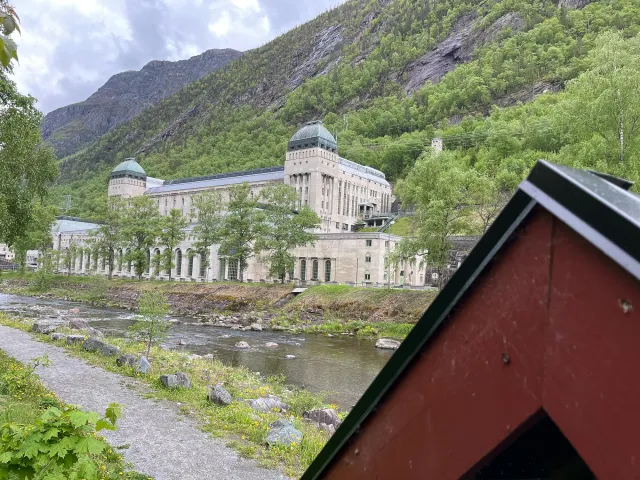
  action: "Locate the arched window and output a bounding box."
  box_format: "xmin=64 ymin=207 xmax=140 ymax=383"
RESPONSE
xmin=364 ymin=270 xmax=371 ymax=281
xmin=312 ymin=260 xmax=319 ymax=280
xmin=324 ymin=260 xmax=331 ymax=282
xmin=219 ymin=258 xmax=226 ymax=280
xmin=187 ymin=250 xmax=194 ymax=277
xmin=176 ymin=249 xmax=182 ymax=276
xmin=228 ymin=259 xmax=239 ymax=281
xmin=300 ymin=259 xmax=306 ymax=281
xmin=199 ymin=254 xmax=206 ymax=278
xmin=365 ymin=253 xmax=371 ymax=263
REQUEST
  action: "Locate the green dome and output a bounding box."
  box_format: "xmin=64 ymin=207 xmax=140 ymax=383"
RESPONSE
xmin=110 ymin=158 xmax=146 ymax=179
xmin=288 ymin=121 xmax=337 ymax=152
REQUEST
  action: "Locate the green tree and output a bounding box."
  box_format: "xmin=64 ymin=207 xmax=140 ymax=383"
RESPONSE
xmin=92 ymin=198 xmax=125 ymax=280
xmin=192 ymin=191 xmax=223 ymax=278
xmin=11 ymin=203 xmax=57 ymax=273
xmin=0 ymin=75 xmax=57 ymax=248
xmin=61 ymin=237 xmax=80 ymax=277
xmin=395 ymin=151 xmax=479 ymax=287
xmin=120 ymin=196 xmax=161 ymax=280
xmin=128 ymin=291 xmax=170 ymax=358
xmin=159 ymin=209 xmax=188 ymax=280
xmin=218 ymin=183 xmax=265 ymax=282
xmin=0 ymin=1 xmax=19 ymax=70
xmin=257 ymin=184 xmax=320 ymax=281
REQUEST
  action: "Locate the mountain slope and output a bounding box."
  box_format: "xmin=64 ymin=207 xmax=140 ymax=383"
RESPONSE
xmin=42 ymin=48 xmax=243 ymax=158
xmin=51 ymin=0 xmax=640 ymax=220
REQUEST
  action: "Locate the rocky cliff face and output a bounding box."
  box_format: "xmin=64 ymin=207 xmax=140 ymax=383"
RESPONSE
xmin=42 ymin=48 xmax=243 ymax=158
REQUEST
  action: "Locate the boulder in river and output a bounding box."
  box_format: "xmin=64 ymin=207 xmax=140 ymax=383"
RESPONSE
xmin=177 ymin=339 xmax=187 ymax=346
xmin=265 ymin=420 xmax=302 ymax=447
xmin=207 ymin=385 xmax=232 ymax=406
xmin=82 ymin=337 xmax=119 ymax=356
xmin=250 ymin=323 xmax=263 ymax=331
xmin=375 ymin=338 xmax=401 ymax=350
xmin=66 ymin=335 xmax=86 ymax=344
xmin=116 ymin=354 xmax=138 ymax=368
xmin=160 ymin=372 xmax=191 ymax=390
xmin=303 ymin=408 xmax=341 ymax=428
xmin=250 ymin=395 xmax=289 ymax=413
xmin=137 ymin=356 xmax=152 ymax=374
xmin=265 ymin=342 xmax=279 ymax=348
xmin=235 ymin=341 xmax=250 ymax=349
xmin=85 ymin=327 xmax=104 ymax=338
xmin=69 ymin=319 xmax=89 ymax=330
xmin=68 ymin=308 xmax=80 ymax=314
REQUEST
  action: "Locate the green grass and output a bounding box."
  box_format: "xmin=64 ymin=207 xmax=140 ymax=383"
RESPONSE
xmin=389 ymin=217 xmax=414 ymax=236
xmin=0 ymin=314 xmax=336 ymax=477
xmin=0 ymin=349 xmax=147 ymax=479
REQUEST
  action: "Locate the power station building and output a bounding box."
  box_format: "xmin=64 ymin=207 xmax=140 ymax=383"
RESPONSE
xmin=53 ymin=121 xmax=435 ymax=286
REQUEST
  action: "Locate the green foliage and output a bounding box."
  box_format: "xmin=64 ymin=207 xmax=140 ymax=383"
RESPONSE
xmin=218 ymin=183 xmax=265 ymax=281
xmin=256 ymin=184 xmax=320 ymax=281
xmin=191 ymin=191 xmax=223 ymax=275
xmin=120 ymin=196 xmax=162 ymax=280
xmin=158 ymin=209 xmax=188 ymax=280
xmin=91 ymin=198 xmax=125 ymax=279
xmin=11 ymin=203 xmax=58 ymax=273
xmin=128 ymin=290 xmax=170 ymax=357
xmin=0 ymin=2 xmax=19 ymax=70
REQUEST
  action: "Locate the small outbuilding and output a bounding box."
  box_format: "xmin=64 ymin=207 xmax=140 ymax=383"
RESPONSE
xmin=302 ymin=160 xmax=640 ymax=479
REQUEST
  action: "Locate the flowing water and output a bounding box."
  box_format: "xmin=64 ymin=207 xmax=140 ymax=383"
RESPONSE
xmin=0 ymin=293 xmax=395 ymax=408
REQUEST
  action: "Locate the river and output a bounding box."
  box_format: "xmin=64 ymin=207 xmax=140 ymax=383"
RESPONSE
xmin=0 ymin=293 xmax=395 ymax=408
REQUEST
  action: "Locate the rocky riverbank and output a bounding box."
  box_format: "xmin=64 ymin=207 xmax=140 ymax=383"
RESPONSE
xmin=0 ymin=274 xmax=436 ymax=339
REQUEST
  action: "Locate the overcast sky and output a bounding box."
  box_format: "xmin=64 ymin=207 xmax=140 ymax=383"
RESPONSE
xmin=11 ymin=0 xmax=342 ymax=114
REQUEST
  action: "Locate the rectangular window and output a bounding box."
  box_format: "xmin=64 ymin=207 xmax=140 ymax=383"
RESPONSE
xmin=219 ymin=258 xmax=226 ymax=280
xmin=366 ymin=240 xmax=372 ymax=247
xmin=228 ymin=259 xmax=238 ymax=281
xmin=336 ymin=222 xmax=340 ymax=229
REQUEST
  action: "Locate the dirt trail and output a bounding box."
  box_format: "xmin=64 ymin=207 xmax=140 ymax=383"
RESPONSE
xmin=0 ymin=325 xmax=285 ymax=480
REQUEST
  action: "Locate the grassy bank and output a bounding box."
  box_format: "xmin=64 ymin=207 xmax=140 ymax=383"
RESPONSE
xmin=0 ymin=348 xmax=146 ymax=480
xmin=0 ymin=274 xmax=436 ymax=339
xmin=0 ymin=314 xmax=335 ymax=477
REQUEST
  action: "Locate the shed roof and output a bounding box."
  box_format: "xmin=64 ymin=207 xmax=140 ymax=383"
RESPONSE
xmin=301 ymin=160 xmax=640 ymax=479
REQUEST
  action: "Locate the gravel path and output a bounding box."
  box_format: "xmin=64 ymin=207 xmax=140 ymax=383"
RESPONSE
xmin=0 ymin=325 xmax=285 ymax=480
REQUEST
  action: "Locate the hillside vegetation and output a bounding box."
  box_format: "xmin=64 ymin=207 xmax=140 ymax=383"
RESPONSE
xmin=52 ymin=0 xmax=640 ymax=220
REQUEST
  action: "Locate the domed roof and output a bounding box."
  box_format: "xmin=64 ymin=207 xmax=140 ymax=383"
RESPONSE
xmin=110 ymin=158 xmax=146 ymax=178
xmin=288 ymin=121 xmax=337 ymax=152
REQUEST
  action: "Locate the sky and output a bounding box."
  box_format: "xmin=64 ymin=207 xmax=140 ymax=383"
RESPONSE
xmin=11 ymin=0 xmax=343 ymax=114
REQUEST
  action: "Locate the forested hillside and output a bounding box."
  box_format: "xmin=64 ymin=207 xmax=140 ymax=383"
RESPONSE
xmin=52 ymin=0 xmax=640 ymax=220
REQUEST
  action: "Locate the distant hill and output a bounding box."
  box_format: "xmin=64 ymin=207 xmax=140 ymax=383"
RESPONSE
xmin=49 ymin=0 xmax=640 ymax=221
xmin=41 ymin=48 xmax=243 ymax=158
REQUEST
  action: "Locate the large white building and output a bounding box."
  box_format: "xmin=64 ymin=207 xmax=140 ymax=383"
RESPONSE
xmin=54 ymin=121 xmax=433 ymax=286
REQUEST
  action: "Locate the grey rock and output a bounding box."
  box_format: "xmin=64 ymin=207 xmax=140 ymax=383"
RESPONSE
xmin=250 ymin=396 xmax=289 ymax=413
xmin=177 ymin=339 xmax=187 ymax=346
xmin=42 ymin=49 xmax=243 ymax=158
xmin=137 ymin=356 xmax=152 ymax=374
xmin=117 ymin=354 xmax=138 ymax=368
xmin=559 ymin=0 xmax=592 ymax=8
xmin=160 ymin=372 xmax=191 ymax=389
xmin=32 ymin=322 xmax=58 ymax=334
xmin=66 ymin=334 xmax=86 ymax=344
xmin=250 ymin=323 xmax=263 ymax=331
xmin=69 ymin=319 xmax=89 ymax=330
xmin=85 ymin=326 xmax=104 ymax=337
xmin=303 ymin=408 xmax=341 ymax=428
xmin=50 ymin=333 xmax=67 ymax=341
xmin=207 ymin=385 xmax=232 ymax=406
xmin=235 ymin=341 xmax=250 ymax=349
xmin=203 ymin=354 xmax=215 ymax=360
xmin=375 ymin=338 xmax=401 ymax=350
xmin=264 ymin=342 xmax=279 ymax=348
xmin=82 ymin=337 xmax=119 ymax=356
xmin=265 ymin=420 xmax=303 ymax=447
xmin=187 ymin=354 xmax=202 ymax=361
xmin=318 ymin=423 xmax=336 ymax=435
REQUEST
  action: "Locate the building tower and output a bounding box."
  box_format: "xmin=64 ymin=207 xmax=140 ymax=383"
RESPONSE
xmin=284 ymin=121 xmax=339 ymax=231
xmin=108 ymin=158 xmax=147 ymax=198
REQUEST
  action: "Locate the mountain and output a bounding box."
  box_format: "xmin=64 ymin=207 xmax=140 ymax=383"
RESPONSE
xmin=51 ymin=0 xmax=640 ymax=220
xmin=42 ymin=48 xmax=243 ymax=158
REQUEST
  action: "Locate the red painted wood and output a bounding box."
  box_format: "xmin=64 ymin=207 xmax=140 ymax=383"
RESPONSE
xmin=326 ymin=210 xmax=554 ymax=479
xmin=544 ymin=220 xmax=640 ymax=479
